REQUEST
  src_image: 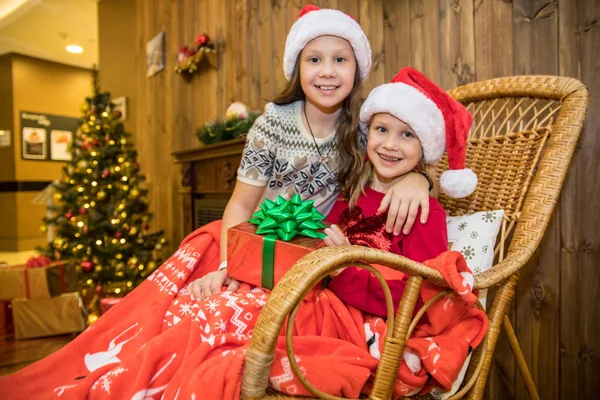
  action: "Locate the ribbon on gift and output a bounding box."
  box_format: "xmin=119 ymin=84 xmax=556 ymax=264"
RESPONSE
xmin=23 ymin=258 xmax=67 ymax=298
xmin=248 ymin=194 xmax=327 ymax=289
xmin=24 ymin=256 xmax=52 ymax=298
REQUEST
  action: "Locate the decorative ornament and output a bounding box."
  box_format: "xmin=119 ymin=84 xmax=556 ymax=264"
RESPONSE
xmin=175 ymin=33 xmax=217 ymax=75
xmin=79 ymin=207 xmax=88 ymax=215
xmin=81 ymin=260 xmax=94 ymax=273
xmin=129 ymin=188 xmax=139 ymax=198
xmin=65 ymin=212 xmax=73 ymax=219
xmin=87 ymin=313 xmax=99 ymax=325
xmin=115 ymin=231 xmax=123 ymax=239
xmin=97 ymin=191 xmax=106 ymax=200
xmin=225 ymin=102 xmax=249 ymax=120
xmin=102 ymin=168 xmax=110 ymax=178
xmin=195 ymin=33 xmax=210 ymax=48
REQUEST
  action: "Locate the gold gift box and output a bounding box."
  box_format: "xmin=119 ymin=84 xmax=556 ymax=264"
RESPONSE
xmin=0 ymin=262 xmax=77 ymax=301
xmin=11 ymin=292 xmax=86 ymax=340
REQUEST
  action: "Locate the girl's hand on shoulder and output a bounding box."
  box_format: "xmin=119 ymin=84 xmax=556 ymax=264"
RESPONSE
xmin=324 ymin=224 xmax=350 ymax=247
xmin=378 ymin=172 xmax=431 ymax=236
xmin=187 ymin=270 xmax=241 ymax=300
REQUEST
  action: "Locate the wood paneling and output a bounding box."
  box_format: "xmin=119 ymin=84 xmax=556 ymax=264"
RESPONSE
xmin=99 ymin=1 xmax=600 ymax=398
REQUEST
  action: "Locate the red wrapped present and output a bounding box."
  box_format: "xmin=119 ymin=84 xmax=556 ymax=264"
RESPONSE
xmin=227 ymin=194 xmax=327 ymax=291
xmin=0 ymin=300 xmax=14 ymax=338
xmin=100 ymin=297 xmax=122 ymax=315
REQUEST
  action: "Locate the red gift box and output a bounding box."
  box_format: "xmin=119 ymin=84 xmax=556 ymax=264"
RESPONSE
xmin=0 ymin=300 xmax=14 ymax=338
xmin=227 ymin=221 xmax=327 ymax=292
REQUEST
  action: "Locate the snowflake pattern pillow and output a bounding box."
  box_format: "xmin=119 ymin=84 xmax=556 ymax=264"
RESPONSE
xmin=447 ymin=210 xmax=504 ymax=273
xmin=446 ymin=209 xmax=504 ymax=308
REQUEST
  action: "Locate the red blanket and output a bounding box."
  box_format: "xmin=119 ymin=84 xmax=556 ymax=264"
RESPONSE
xmin=0 ymin=221 xmax=487 ymax=399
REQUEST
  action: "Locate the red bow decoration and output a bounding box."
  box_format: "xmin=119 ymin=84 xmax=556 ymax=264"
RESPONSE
xmin=25 ymin=255 xmax=52 ymax=268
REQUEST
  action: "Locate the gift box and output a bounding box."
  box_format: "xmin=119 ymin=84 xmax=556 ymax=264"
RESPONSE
xmin=0 ymin=261 xmax=77 ymax=301
xmin=11 ymin=292 xmax=86 ymax=340
xmin=100 ymin=297 xmax=122 ymax=315
xmin=227 ymin=194 xmax=327 ymax=290
xmin=0 ymin=300 xmax=14 ymax=338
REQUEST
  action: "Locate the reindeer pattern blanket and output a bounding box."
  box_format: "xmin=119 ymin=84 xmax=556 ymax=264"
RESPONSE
xmin=0 ymin=221 xmax=487 ymax=399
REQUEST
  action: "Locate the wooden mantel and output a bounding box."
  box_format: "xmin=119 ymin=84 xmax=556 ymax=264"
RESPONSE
xmin=171 ymin=138 xmax=246 ymax=237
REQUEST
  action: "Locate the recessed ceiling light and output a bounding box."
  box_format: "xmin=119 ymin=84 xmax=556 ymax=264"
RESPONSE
xmin=66 ymin=45 xmax=83 ymax=54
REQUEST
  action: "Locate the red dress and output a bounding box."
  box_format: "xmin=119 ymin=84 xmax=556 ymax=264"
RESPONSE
xmin=326 ymin=186 xmax=448 ymax=317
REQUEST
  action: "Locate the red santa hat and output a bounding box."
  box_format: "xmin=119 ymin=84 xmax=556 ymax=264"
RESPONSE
xmin=283 ymin=5 xmax=372 ymax=82
xmin=359 ymin=67 xmax=477 ymax=198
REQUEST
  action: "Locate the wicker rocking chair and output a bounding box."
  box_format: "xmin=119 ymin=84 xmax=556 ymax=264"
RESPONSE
xmin=240 ymin=75 xmax=590 ymax=400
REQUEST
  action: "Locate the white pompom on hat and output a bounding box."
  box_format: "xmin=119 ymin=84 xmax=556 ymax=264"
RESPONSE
xmin=283 ymin=4 xmax=372 ymax=82
xmin=359 ymin=67 xmax=477 ymax=198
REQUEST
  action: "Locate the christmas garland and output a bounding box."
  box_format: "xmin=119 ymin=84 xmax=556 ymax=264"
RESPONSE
xmin=195 ymin=111 xmax=261 ymax=145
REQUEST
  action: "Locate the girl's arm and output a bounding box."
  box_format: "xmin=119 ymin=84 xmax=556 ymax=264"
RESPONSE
xmin=188 ymin=181 xmax=265 ymax=300
xmin=377 ymin=172 xmax=431 ymax=236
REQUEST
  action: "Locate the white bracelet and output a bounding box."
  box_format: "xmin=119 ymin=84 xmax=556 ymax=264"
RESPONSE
xmin=218 ymin=261 xmax=228 ymax=271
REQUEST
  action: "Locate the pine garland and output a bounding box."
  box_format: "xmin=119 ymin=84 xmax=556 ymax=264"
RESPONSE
xmin=195 ymin=111 xmax=260 ymax=145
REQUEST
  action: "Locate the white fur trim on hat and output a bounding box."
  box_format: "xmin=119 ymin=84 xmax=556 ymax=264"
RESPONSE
xmin=440 ymin=168 xmax=478 ymax=198
xmin=283 ymin=9 xmax=372 ymax=82
xmin=359 ymin=83 xmax=446 ymax=164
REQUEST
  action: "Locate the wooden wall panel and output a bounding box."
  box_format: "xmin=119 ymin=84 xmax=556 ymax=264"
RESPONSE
xmin=99 ymin=1 xmax=600 ymax=397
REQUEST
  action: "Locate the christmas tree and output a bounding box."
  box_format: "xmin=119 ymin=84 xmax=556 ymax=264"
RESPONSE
xmin=41 ymin=70 xmax=166 ymax=317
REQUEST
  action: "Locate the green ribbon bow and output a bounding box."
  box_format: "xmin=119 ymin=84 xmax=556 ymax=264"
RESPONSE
xmin=248 ymin=194 xmax=327 ymax=289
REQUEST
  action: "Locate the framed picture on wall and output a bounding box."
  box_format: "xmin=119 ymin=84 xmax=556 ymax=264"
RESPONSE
xmin=50 ymin=130 xmax=73 ymax=161
xmin=22 ymin=127 xmax=47 ymax=159
xmin=20 ymin=111 xmax=79 ymax=161
xmin=147 ymin=31 xmax=166 ymax=77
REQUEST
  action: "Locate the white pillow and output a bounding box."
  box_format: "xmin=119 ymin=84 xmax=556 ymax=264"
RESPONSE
xmin=446 ymin=209 xmax=504 ymax=309
xmin=431 ymin=209 xmax=504 ymax=399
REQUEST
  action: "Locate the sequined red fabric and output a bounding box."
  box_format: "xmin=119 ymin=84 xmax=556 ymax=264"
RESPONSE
xmin=338 ymin=206 xmax=393 ymax=251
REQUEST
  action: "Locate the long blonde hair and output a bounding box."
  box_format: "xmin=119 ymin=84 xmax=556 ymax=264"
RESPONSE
xmin=272 ymin=57 xmax=365 ymax=198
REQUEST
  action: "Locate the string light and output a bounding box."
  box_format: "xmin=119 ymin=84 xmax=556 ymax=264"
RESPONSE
xmin=95 ymin=240 xmax=102 ymax=245
xmin=115 ymin=166 xmax=121 ymax=172
xmin=77 ymin=221 xmax=84 ymax=227
xmin=119 ymin=238 xmax=126 ymax=244
xmin=91 ymin=181 xmax=97 ymax=187
xmin=122 ymin=176 xmax=128 ymax=182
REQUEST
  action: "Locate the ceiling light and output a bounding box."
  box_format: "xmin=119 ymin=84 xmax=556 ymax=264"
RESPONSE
xmin=66 ymin=45 xmax=83 ymax=54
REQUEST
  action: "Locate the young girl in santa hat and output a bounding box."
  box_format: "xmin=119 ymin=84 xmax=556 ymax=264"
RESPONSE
xmin=325 ymin=65 xmax=478 ymax=321
xmin=322 ymin=67 xmax=483 ymax=395
xmin=189 ymin=5 xmax=432 ymax=299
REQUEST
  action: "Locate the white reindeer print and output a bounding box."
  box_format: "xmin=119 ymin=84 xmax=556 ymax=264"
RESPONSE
xmin=84 ymin=322 xmax=142 ymax=372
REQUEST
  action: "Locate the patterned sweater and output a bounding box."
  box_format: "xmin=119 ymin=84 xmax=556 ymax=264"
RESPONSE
xmin=237 ymin=101 xmax=340 ymax=215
